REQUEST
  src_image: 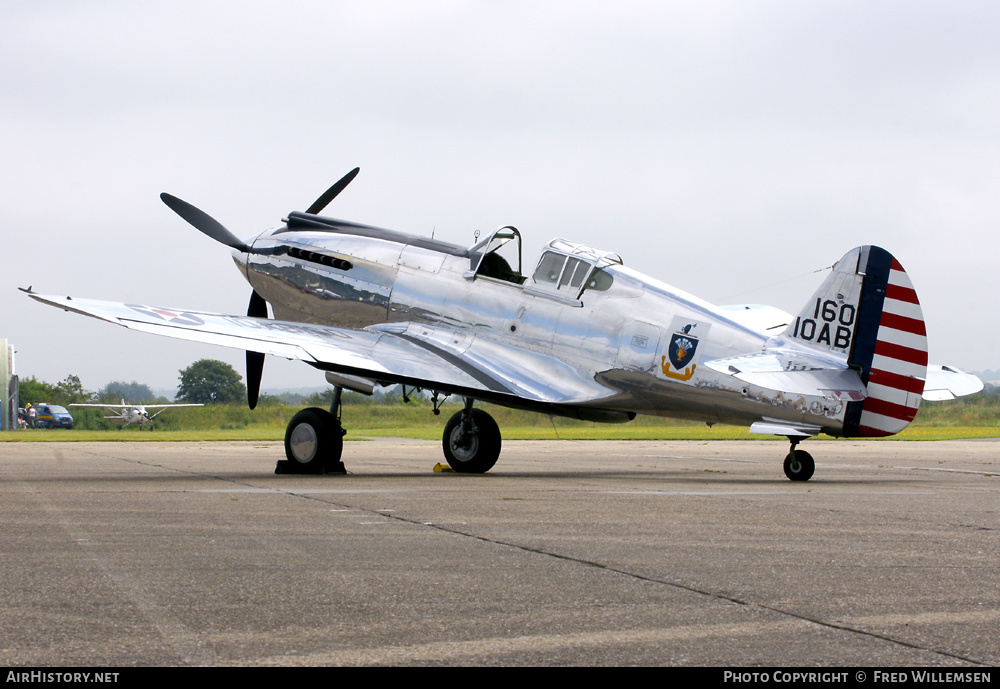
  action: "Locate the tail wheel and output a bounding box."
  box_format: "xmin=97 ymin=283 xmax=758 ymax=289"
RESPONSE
xmin=283 ymin=407 xmax=344 ymax=474
xmin=783 ymin=449 xmax=815 ymax=481
xmin=443 ymin=408 xmax=501 ymax=474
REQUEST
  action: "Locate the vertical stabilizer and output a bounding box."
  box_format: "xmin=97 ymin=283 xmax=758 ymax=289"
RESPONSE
xmin=785 ymin=247 xmax=866 ymax=359
xmin=784 ymin=246 xmax=928 ymax=437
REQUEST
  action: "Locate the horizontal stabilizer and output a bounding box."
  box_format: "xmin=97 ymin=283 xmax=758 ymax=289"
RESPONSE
xmin=704 ymin=351 xmax=866 ymax=401
xmin=922 ymin=365 xmax=984 ymax=401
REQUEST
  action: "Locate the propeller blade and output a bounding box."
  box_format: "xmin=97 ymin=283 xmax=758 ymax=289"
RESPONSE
xmin=246 ymin=351 xmax=264 ymax=410
xmin=160 ymin=193 xmax=252 ymax=252
xmin=305 ymin=167 xmax=360 ymax=215
xmin=247 ymin=289 xmax=268 ymax=318
xmin=246 ymin=290 xmax=268 ymax=410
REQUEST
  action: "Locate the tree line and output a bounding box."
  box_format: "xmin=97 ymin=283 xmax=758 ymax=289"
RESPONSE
xmin=17 ymin=358 xmax=423 ymax=409
xmin=18 ymin=359 xmax=248 ymax=407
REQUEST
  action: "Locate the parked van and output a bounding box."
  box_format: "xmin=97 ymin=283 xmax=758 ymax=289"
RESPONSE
xmin=33 ymin=404 xmax=74 ymax=429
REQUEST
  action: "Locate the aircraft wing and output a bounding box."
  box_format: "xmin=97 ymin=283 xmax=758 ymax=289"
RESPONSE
xmin=28 ymin=293 xmax=616 ymax=406
xmin=69 ymin=403 xmax=127 ymax=409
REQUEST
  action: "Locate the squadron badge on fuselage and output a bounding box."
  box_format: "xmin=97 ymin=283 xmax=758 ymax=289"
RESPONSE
xmin=660 ymin=320 xmax=705 ymax=382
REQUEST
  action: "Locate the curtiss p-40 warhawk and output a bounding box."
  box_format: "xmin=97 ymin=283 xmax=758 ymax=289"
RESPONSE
xmin=26 ymin=168 xmax=982 ymax=480
xmin=69 ymin=399 xmax=203 ymax=429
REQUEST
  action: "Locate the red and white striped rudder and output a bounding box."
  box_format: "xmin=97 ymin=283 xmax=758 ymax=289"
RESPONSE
xmin=845 ymin=247 xmax=927 ymax=436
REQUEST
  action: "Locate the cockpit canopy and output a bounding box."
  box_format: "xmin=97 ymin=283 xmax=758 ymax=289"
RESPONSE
xmin=530 ymin=239 xmax=621 ymax=298
xmin=469 ymin=226 xmax=524 ymax=284
xmin=469 ymin=231 xmax=621 ymax=299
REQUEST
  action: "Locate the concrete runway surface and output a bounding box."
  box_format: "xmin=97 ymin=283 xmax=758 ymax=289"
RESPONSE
xmin=1 ymin=439 xmax=996 ymax=667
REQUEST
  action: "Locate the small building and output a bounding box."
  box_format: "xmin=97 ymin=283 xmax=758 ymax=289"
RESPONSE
xmin=0 ymin=339 xmax=15 ymax=430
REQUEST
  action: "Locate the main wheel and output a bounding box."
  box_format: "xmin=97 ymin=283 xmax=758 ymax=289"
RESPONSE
xmin=283 ymin=407 xmax=344 ymax=474
xmin=783 ymin=449 xmax=815 ymax=481
xmin=442 ymin=408 xmax=501 ymax=474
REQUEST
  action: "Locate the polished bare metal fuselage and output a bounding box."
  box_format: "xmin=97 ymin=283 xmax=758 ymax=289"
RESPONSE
xmin=237 ymin=221 xmax=848 ymax=434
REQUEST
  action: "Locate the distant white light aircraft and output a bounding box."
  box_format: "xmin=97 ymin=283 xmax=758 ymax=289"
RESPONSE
xmin=69 ymin=400 xmax=203 ymax=429
xmin=29 ymin=167 xmax=982 ymax=478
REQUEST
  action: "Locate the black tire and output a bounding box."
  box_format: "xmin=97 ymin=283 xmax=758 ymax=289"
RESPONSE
xmin=783 ymin=449 xmax=815 ymax=481
xmin=284 ymin=407 xmax=344 ymax=473
xmin=442 ymin=408 xmax=501 ymax=473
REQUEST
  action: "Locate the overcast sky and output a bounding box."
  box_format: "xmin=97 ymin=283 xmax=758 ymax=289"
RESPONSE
xmin=3 ymin=1 xmax=998 ymax=395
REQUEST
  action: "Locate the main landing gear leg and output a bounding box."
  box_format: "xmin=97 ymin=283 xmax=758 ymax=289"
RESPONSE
xmin=783 ymin=437 xmax=815 ymax=482
xmin=277 ymin=386 xmax=347 ymax=475
xmin=442 ymin=398 xmax=501 ymax=474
